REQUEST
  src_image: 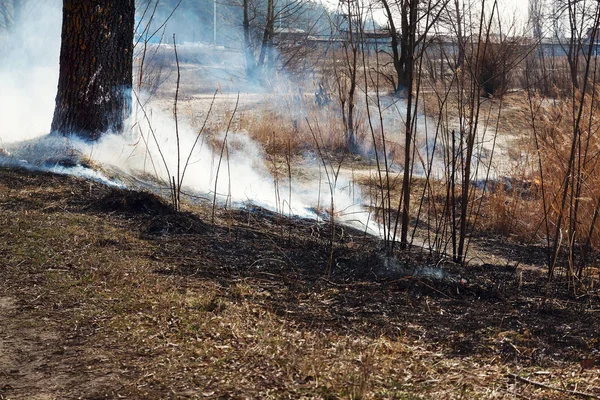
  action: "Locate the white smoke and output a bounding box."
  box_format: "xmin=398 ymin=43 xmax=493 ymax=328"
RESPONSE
xmin=0 ymin=1 xmax=380 ymax=236
xmin=76 ymin=99 xmax=379 ymax=234
xmin=0 ymin=1 xmax=61 ymax=143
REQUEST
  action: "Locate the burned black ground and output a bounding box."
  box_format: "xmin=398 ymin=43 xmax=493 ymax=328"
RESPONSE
xmin=0 ymin=166 xmax=599 ymax=399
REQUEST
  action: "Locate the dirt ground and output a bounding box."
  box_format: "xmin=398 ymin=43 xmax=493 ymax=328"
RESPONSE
xmin=0 ymin=166 xmax=599 ymax=399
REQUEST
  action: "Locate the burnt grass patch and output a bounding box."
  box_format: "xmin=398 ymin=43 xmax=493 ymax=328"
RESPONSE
xmin=1 ymin=166 xmax=599 ymax=398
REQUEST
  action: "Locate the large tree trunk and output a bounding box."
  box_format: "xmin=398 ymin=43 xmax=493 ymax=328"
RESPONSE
xmin=51 ymin=0 xmax=134 ymax=141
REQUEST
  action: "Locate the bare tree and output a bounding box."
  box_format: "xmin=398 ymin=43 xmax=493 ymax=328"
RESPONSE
xmin=379 ymin=0 xmax=448 ymax=92
xmin=0 ymin=0 xmax=26 ymax=32
xmin=551 ymin=0 xmax=599 ymax=90
xmin=243 ymin=0 xmax=258 ymax=77
xmin=336 ymin=0 xmax=363 ymax=152
xmin=240 ymin=0 xmax=311 ymax=80
xmin=543 ymin=0 xmax=600 ymax=279
xmin=0 ymin=1 xmax=12 ymax=31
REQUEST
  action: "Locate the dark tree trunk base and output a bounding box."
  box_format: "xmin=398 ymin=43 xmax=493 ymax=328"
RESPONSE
xmin=51 ymin=1 xmax=134 ymax=141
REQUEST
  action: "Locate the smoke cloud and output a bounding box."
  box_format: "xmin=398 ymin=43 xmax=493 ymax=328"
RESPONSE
xmin=80 ymin=101 xmax=377 ymax=233
xmin=0 ymin=1 xmax=379 ymax=236
xmin=0 ymin=1 xmax=61 ymax=143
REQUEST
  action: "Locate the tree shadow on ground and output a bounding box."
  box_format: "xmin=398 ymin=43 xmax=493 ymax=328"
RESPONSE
xmin=147 ymin=206 xmax=600 ymax=368
xmin=2 ymin=166 xmax=598 ymax=369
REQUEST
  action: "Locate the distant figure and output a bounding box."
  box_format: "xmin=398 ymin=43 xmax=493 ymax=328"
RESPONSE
xmin=297 ymin=88 xmax=304 ymax=104
xmin=315 ymin=82 xmax=330 ymax=107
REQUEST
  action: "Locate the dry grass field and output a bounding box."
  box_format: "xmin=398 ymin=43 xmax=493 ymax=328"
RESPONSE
xmin=1 ymin=167 xmax=599 ymax=399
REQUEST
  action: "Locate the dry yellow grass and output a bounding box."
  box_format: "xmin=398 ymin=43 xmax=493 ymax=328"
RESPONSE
xmin=1 ymin=167 xmax=599 ymax=399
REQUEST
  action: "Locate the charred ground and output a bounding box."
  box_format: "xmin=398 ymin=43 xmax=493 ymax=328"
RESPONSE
xmin=0 ymin=166 xmax=599 ymax=399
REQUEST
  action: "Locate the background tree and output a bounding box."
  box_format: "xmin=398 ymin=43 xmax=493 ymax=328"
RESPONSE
xmin=380 ymin=0 xmax=447 ymax=92
xmin=331 ymin=0 xmax=364 ymax=152
xmin=51 ymin=0 xmax=135 ymax=140
xmin=238 ymin=0 xmax=327 ymax=80
xmin=0 ymin=0 xmax=24 ymax=32
xmin=376 ymin=0 xmax=447 ymax=249
xmin=0 ymin=0 xmax=13 ymax=31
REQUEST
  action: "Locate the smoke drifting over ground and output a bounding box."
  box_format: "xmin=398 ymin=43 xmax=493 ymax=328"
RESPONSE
xmin=87 ymin=108 xmax=368 ymax=225
xmin=0 ymin=1 xmax=378 ymax=235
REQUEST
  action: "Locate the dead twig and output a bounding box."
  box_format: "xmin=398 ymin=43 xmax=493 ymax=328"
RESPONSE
xmin=172 ymin=33 xmax=181 ymax=211
xmin=508 ymin=373 xmax=600 ymax=399
xmin=211 ymin=93 xmax=240 ymax=224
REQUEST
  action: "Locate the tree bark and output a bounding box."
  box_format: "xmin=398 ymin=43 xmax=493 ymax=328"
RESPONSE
xmin=51 ymin=0 xmax=134 ymax=141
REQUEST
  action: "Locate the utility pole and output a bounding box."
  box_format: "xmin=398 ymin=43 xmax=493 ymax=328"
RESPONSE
xmin=214 ymin=0 xmax=217 ymax=44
